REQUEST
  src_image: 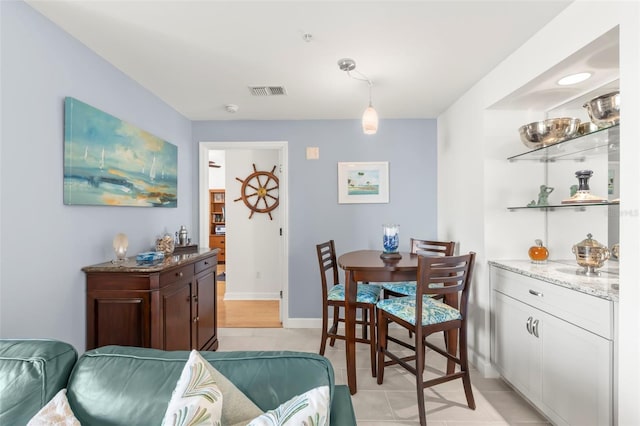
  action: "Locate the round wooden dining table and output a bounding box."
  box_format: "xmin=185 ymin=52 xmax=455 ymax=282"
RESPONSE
xmin=337 ymin=249 xmax=459 ymax=395
xmin=337 ymin=250 xmax=418 ymax=395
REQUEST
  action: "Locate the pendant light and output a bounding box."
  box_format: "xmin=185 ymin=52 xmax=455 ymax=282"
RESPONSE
xmin=362 ymin=81 xmax=378 ymax=134
xmin=338 ymin=58 xmax=378 ymax=135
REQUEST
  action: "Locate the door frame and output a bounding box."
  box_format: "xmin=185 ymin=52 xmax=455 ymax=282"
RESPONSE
xmin=198 ymin=141 xmax=289 ymax=325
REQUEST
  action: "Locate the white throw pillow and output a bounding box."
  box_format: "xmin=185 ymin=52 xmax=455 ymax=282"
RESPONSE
xmin=246 ymin=385 xmax=330 ymax=426
xmin=26 ymin=388 xmax=80 ymax=426
xmin=162 ymin=350 xmax=223 ymax=426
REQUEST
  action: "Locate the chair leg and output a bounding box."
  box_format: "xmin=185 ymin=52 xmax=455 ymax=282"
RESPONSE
xmin=368 ymin=305 xmax=377 ymax=377
xmin=362 ymin=308 xmax=368 ymax=340
xmin=416 ymin=329 xmax=427 ymax=426
xmin=329 ymin=306 xmax=339 ymax=347
xmin=459 ymin=325 xmax=476 ymax=410
xmin=320 ymin=303 xmax=329 ymax=355
xmin=376 ymin=309 xmax=387 ymax=384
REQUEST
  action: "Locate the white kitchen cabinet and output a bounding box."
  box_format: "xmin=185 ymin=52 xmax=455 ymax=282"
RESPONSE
xmin=491 ymin=266 xmax=614 ymax=426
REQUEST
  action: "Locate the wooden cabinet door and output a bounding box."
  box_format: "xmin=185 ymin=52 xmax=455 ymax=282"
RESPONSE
xmin=87 ymin=292 xmax=150 ymax=349
xmin=161 ymin=282 xmax=192 ymax=351
xmin=195 ymin=268 xmax=216 ymax=350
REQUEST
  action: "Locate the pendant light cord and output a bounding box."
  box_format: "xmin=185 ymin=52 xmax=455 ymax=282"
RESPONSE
xmin=346 ymin=70 xmax=374 ymax=106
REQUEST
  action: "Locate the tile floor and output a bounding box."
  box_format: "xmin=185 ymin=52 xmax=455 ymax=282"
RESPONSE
xmin=217 ymin=327 xmax=551 ymax=425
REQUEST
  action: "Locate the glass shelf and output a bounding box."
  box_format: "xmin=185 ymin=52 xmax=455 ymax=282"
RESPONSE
xmin=508 ymin=124 xmax=619 ymax=162
xmin=508 ymin=202 xmax=619 ymax=211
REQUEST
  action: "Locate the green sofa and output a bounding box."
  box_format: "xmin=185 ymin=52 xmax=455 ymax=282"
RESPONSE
xmin=0 ymin=339 xmax=356 ymax=425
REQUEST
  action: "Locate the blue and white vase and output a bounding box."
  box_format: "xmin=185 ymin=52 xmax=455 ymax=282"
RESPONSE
xmin=382 ymin=224 xmax=400 ymax=254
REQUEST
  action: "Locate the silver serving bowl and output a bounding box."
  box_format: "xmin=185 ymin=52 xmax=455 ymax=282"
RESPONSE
xmin=577 ymin=121 xmax=599 ymax=136
xmin=519 ymin=117 xmax=581 ymax=149
xmin=572 ymin=233 xmax=610 ymax=276
xmin=583 ymin=91 xmax=619 ymax=127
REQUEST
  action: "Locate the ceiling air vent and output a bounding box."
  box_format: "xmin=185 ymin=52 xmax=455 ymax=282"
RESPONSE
xmin=249 ymin=86 xmax=287 ymax=96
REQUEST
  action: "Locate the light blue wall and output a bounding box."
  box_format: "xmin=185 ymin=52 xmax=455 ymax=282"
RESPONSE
xmin=192 ymin=119 xmax=437 ymax=318
xmin=0 ymin=1 xmax=437 ymax=350
xmin=0 ymin=2 xmax=193 ymax=351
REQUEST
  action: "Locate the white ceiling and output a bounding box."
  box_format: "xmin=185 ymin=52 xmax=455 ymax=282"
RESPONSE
xmin=26 ymin=0 xmax=579 ymax=121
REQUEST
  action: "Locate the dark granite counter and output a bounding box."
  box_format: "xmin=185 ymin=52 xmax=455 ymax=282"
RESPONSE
xmin=82 ymin=247 xmax=219 ymax=273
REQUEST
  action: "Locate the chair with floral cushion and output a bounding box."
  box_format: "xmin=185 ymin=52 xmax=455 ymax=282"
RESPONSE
xmin=381 ymin=239 xmax=455 ymax=299
xmin=316 ymin=240 xmax=381 ymax=377
xmin=376 ymin=252 xmax=476 ymax=426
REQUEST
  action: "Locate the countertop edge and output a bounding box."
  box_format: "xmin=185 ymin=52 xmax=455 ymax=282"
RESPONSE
xmin=82 ymin=248 xmax=219 ymax=273
xmin=488 ymin=259 xmax=619 ymax=302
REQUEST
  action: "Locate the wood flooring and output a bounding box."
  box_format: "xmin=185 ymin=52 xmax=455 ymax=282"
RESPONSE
xmin=217 ymin=267 xmax=281 ymax=328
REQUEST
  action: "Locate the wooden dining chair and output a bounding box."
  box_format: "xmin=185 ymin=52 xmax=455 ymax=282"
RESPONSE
xmin=376 ymin=252 xmax=476 ymax=426
xmin=381 ymin=239 xmax=455 ymax=298
xmin=316 ymin=240 xmax=381 ymax=377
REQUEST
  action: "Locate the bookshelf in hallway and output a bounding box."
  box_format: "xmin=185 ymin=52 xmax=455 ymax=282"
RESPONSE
xmin=209 ymin=189 xmax=225 ymax=263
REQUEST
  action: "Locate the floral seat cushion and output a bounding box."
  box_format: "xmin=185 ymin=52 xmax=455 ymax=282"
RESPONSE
xmin=376 ymin=295 xmax=461 ymax=325
xmin=327 ymin=284 xmax=381 ymax=304
xmin=381 ymin=281 xmax=444 ymax=297
xmin=382 ymin=281 xmax=416 ymax=296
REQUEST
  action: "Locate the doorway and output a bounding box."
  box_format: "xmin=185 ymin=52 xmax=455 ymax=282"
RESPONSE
xmin=198 ymin=141 xmax=288 ymax=327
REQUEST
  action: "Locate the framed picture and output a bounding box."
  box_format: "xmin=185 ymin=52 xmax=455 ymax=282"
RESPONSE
xmin=338 ymin=161 xmax=389 ymax=204
xmin=64 ymin=97 xmax=178 ymax=207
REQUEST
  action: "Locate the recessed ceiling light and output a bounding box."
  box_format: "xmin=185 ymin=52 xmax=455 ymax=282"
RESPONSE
xmin=557 ymin=72 xmax=592 ymax=86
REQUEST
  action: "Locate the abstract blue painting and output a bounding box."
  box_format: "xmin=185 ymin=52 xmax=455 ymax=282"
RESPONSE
xmin=64 ymin=97 xmax=178 ymax=207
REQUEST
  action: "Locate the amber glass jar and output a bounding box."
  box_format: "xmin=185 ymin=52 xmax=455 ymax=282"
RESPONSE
xmin=528 ymin=239 xmax=549 ymax=263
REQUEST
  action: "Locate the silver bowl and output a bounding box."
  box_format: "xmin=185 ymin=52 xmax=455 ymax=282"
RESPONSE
xmin=519 ymin=117 xmax=581 ymax=149
xmin=577 ymin=121 xmax=599 ymax=136
xmin=583 ymin=91 xmax=619 ymax=127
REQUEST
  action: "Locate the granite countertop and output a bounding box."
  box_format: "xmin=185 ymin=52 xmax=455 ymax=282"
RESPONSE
xmin=488 ymin=259 xmax=619 ymax=302
xmin=82 ymin=247 xmax=219 ymax=273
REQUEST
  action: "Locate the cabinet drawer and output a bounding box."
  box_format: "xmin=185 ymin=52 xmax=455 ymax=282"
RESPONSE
xmin=491 ymin=267 xmax=613 ymax=339
xmin=210 ymin=236 xmax=225 ymax=249
xmin=195 ymin=255 xmax=216 ymax=274
xmin=160 ymin=264 xmax=194 ymax=286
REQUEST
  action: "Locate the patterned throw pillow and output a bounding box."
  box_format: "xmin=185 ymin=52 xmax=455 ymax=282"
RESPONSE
xmin=162 ymin=350 xmax=223 ymax=426
xmin=246 ymin=385 xmax=330 ymax=426
xmin=26 ymin=389 xmax=80 ymax=426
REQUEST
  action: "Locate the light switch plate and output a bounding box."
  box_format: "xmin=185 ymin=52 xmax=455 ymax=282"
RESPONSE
xmin=306 ymin=147 xmax=320 ymax=160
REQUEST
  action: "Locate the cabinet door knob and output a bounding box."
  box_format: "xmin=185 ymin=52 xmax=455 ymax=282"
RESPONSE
xmin=204 ymin=261 xmax=209 ymax=266
xmin=193 ymin=316 xmax=199 ymax=323
xmin=532 ymin=319 xmax=540 ymax=338
xmin=176 ymin=271 xmax=183 ymax=277
xmin=529 ymin=289 xmax=543 ymax=297
xmin=526 ymin=316 xmax=533 ymax=334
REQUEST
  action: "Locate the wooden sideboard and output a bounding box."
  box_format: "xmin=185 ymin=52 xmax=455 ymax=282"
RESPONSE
xmin=83 ymin=248 xmax=219 ymax=351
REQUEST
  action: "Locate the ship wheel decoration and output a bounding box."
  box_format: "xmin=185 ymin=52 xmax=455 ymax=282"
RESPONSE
xmin=234 ymin=163 xmax=280 ymax=220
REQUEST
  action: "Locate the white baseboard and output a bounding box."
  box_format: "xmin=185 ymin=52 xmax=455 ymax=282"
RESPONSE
xmin=283 ymin=318 xmax=323 ymax=328
xmin=223 ymin=292 xmax=279 ymax=301
xmin=469 ymin=348 xmax=500 ymax=378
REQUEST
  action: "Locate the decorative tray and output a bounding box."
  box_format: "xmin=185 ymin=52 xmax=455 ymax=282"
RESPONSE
xmin=136 ymin=251 xmax=165 ymax=265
